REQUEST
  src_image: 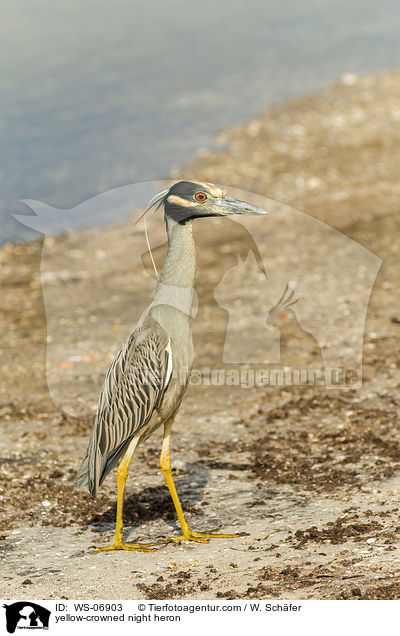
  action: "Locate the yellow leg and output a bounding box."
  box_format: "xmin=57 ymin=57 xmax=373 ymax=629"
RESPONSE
xmin=94 ymin=437 xmax=156 ymax=552
xmin=160 ymin=419 xmax=239 ymax=544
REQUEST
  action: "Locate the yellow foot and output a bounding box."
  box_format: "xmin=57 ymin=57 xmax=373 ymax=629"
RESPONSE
xmin=93 ymin=542 xmax=156 ymax=552
xmin=164 ymin=530 xmax=239 ymax=544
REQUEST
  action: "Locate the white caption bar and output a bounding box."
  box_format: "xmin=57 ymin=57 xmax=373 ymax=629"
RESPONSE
xmin=1 ymin=599 xmax=398 ymax=636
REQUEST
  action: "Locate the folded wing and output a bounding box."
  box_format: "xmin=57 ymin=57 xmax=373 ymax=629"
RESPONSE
xmin=76 ymin=317 xmax=172 ymax=495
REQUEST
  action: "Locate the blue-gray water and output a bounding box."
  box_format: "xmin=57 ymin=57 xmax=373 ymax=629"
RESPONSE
xmin=2 ymin=0 xmax=400 ymax=244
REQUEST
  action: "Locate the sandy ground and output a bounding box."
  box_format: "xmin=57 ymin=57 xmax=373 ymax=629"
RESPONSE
xmin=1 ymin=69 xmax=400 ymax=600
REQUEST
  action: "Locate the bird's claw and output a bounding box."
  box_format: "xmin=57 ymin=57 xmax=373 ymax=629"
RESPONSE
xmin=163 ymin=535 xmax=209 ymax=544
xmin=162 ymin=529 xmax=239 ymax=544
xmin=93 ymin=542 xmax=157 ymax=552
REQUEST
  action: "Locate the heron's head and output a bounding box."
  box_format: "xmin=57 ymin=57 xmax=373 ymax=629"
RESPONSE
xmin=162 ymin=180 xmax=268 ymax=223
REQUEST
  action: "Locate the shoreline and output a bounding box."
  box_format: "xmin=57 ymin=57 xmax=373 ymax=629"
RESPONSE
xmin=1 ymin=69 xmax=400 ymax=600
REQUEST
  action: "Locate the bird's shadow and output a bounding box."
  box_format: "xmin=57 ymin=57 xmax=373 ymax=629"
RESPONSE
xmin=89 ymin=462 xmax=215 ymax=535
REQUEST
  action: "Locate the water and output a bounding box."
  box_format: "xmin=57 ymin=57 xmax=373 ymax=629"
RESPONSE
xmin=1 ymin=0 xmax=400 ymax=244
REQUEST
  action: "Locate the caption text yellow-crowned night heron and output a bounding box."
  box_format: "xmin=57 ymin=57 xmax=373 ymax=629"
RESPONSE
xmin=76 ymin=180 xmax=268 ymax=551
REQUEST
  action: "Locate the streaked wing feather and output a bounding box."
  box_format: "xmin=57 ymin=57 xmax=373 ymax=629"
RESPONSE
xmin=79 ymin=318 xmax=171 ymax=495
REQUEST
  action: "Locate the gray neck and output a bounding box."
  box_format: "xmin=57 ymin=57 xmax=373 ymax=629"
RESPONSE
xmin=152 ymin=216 xmax=196 ymax=316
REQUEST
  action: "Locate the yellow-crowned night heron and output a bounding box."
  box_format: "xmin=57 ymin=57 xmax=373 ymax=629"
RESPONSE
xmin=76 ymin=180 xmax=268 ymax=551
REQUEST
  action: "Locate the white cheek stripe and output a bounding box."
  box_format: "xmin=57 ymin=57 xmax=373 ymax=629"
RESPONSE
xmin=167 ymin=194 xmax=198 ymax=208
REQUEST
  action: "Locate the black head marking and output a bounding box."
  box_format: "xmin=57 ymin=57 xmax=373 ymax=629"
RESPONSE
xmin=164 ymin=180 xmax=220 ymax=223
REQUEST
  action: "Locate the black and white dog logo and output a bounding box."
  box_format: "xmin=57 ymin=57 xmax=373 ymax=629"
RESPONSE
xmin=3 ymin=602 xmax=50 ymax=633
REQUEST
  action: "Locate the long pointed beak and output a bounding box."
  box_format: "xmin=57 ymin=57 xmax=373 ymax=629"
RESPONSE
xmin=211 ymin=196 xmax=268 ymax=217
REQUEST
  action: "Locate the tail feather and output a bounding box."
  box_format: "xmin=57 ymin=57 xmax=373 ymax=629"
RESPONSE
xmin=75 ymin=426 xmax=138 ymax=498
xmin=75 ymin=453 xmax=91 ymax=493
xmin=75 ymin=430 xmax=102 ymax=497
xmin=75 ymin=441 xmax=108 ymax=498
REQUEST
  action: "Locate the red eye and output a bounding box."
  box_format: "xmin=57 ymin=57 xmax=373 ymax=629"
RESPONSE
xmin=279 ymin=311 xmax=287 ymax=319
xmin=195 ymin=192 xmax=207 ymax=202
